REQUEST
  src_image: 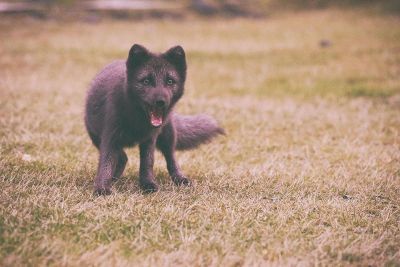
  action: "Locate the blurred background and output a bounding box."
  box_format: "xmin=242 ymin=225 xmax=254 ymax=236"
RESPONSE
xmin=1 ymin=0 xmax=399 ymax=19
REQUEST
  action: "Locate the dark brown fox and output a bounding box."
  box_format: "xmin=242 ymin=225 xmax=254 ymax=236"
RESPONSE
xmin=84 ymin=44 xmax=224 ymax=195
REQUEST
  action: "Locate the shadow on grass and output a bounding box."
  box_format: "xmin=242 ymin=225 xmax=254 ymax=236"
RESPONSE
xmin=111 ymin=171 xmax=195 ymax=195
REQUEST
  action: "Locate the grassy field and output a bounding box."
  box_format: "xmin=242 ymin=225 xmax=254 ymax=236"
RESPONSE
xmin=1 ymin=7 xmax=400 ymax=266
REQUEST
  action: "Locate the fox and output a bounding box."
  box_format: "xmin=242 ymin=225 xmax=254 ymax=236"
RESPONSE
xmin=84 ymin=44 xmax=224 ymax=195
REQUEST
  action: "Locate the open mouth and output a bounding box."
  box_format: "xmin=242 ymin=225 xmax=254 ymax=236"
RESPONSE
xmin=149 ymin=106 xmax=164 ymax=127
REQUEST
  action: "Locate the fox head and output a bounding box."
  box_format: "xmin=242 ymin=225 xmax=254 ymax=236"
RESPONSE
xmin=125 ymin=44 xmax=187 ymax=127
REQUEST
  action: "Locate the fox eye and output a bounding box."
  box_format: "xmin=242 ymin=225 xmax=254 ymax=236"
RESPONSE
xmin=142 ymin=79 xmax=150 ymax=85
xmin=167 ymin=78 xmax=175 ymax=85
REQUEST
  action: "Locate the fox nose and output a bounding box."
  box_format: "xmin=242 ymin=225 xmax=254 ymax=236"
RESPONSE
xmin=155 ymin=100 xmax=166 ymax=108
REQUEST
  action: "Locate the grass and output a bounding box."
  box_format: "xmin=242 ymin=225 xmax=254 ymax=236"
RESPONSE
xmin=1 ymin=7 xmax=400 ymax=266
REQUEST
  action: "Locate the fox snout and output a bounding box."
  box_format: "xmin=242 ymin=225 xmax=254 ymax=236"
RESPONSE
xmin=154 ymin=98 xmax=167 ymax=109
xmin=143 ymin=91 xmax=171 ymax=127
xmin=149 ymin=91 xmax=170 ymax=109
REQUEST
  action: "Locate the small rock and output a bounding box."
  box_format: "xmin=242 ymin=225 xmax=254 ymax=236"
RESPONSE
xmin=22 ymin=154 xmax=33 ymax=162
xmin=319 ymin=39 xmax=332 ymax=48
xmin=342 ymin=194 xmax=353 ymax=200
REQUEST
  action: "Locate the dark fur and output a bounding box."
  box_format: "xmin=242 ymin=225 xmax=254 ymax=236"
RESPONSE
xmin=84 ymin=44 xmax=224 ymax=194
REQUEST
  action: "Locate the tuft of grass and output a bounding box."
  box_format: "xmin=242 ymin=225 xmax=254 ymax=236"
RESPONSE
xmin=1 ymin=8 xmax=400 ymax=266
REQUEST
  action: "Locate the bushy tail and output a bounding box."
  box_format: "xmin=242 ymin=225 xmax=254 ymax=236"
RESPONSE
xmin=172 ymin=113 xmax=224 ymax=150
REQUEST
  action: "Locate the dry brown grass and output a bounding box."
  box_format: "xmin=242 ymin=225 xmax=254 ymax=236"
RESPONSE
xmin=1 ymin=8 xmax=400 ymax=266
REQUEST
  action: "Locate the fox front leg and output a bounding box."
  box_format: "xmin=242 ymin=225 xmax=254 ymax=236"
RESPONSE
xmin=139 ymin=138 xmax=159 ymax=192
xmin=157 ymin=121 xmax=191 ymax=186
xmin=94 ymin=146 xmax=121 ymax=195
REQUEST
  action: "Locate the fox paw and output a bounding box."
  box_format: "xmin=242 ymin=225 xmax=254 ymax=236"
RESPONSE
xmin=94 ymin=187 xmax=112 ymax=196
xmin=140 ymin=180 xmax=159 ymax=193
xmin=173 ymin=176 xmax=192 ymax=186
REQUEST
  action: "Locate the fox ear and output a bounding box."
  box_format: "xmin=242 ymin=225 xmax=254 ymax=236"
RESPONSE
xmin=164 ymin=46 xmax=187 ymax=81
xmin=127 ymin=44 xmax=149 ymax=70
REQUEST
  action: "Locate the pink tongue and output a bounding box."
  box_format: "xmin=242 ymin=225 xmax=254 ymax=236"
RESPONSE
xmin=150 ymin=111 xmax=163 ymax=127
